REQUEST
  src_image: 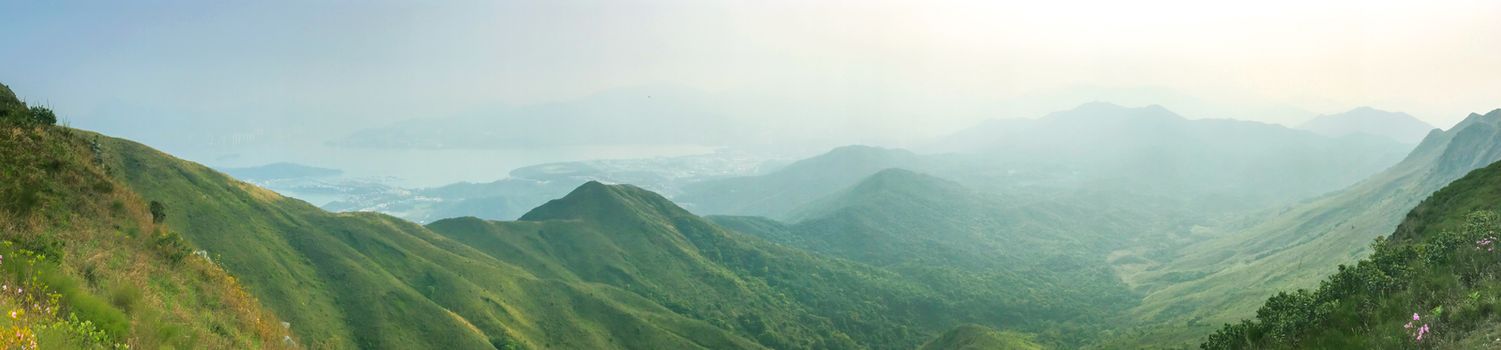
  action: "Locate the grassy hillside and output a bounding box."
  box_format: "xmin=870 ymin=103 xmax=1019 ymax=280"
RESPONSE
xmin=103 ymin=134 xmax=775 ymax=349
xmin=429 ymin=181 xmax=987 ymax=349
xmin=1203 ymin=158 xmax=1501 ymax=348
xmin=1123 ymin=109 xmax=1501 ymax=345
xmin=9 ymin=79 xmax=1115 ymax=349
xmin=715 ymin=168 xmax=1191 ymax=346
xmin=0 ymin=83 xmax=290 ymax=349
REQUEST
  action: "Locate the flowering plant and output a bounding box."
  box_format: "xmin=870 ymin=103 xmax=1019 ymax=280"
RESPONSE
xmin=1405 ymin=312 xmax=1432 ymax=342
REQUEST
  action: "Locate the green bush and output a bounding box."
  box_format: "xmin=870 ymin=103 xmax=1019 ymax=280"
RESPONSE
xmin=109 ymin=284 xmax=142 ymax=313
xmin=28 ymin=106 xmax=56 ymax=126
xmin=149 ymin=201 xmax=166 ymax=224
xmin=0 ymin=103 xmax=57 ymax=127
xmin=154 ymin=229 xmax=190 ymax=264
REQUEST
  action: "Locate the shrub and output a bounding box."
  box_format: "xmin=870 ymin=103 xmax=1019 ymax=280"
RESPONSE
xmin=154 ymin=230 xmax=190 ymax=264
xmin=149 ymin=201 xmax=166 ymax=224
xmin=28 ymin=106 xmax=56 ymax=126
xmin=108 ymin=284 xmax=142 ymax=313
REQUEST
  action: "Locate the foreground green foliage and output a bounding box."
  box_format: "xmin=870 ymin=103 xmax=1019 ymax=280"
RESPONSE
xmin=1122 ymin=108 xmax=1501 ymax=346
xmin=1204 ymin=159 xmax=1501 ymax=349
xmin=0 ymin=84 xmax=290 ymax=348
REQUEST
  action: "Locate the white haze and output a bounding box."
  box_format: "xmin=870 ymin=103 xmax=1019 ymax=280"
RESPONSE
xmin=1 ymin=0 xmax=1498 ymax=185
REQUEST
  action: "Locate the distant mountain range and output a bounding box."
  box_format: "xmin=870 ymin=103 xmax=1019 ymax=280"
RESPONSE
xmin=312 ymin=103 xmax=1417 ymax=227
xmin=1298 ymin=106 xmax=1437 ymax=144
xmin=320 ymin=150 xmax=788 ymax=222
xmin=682 ymin=103 xmax=1413 ymax=220
xmin=218 ymin=162 xmax=343 ymax=181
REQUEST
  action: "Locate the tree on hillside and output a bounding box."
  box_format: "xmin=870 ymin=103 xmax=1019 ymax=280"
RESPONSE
xmin=150 ymin=201 xmax=166 ymax=224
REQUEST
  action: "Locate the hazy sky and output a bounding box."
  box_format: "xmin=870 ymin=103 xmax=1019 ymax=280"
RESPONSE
xmin=2 ymin=0 xmax=1499 ymax=183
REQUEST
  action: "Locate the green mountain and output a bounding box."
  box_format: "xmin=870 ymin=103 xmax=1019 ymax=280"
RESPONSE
xmin=713 ymin=168 xmax=1182 ymax=346
xmin=1204 ymin=149 xmax=1501 ymax=348
xmin=427 ymin=181 xmax=981 ymax=349
xmin=72 ymin=123 xmax=1022 ymax=349
xmin=103 ymin=135 xmax=788 ymax=349
xmin=0 ymin=83 xmax=290 ymax=349
xmin=1126 ymin=108 xmax=1501 ymax=344
xmin=677 ymin=145 xmax=925 ymax=219
xmin=6 ymin=80 xmax=1036 ymax=349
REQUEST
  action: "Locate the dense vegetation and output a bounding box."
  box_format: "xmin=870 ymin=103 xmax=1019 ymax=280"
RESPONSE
xmin=429 ymin=182 xmax=964 ymax=349
xmin=0 ymin=83 xmax=289 ymax=348
xmin=1122 ymin=108 xmax=1501 ymax=346
xmin=714 ymin=169 xmax=1168 ymax=346
xmin=1204 ymin=158 xmax=1501 ymax=348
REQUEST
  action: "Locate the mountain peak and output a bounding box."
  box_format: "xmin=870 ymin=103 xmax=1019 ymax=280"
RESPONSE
xmin=778 ymin=145 xmax=922 ymax=175
xmin=1045 ymin=102 xmax=1185 ymax=123
xmin=1299 ymin=107 xmax=1434 ymax=143
xmin=857 ymin=168 xmax=950 ymax=190
xmin=519 ymin=180 xmax=690 ymax=222
xmin=821 ymin=145 xmax=916 ymax=159
xmin=787 ymin=168 xmax=974 ymax=222
xmin=849 ymin=168 xmax=972 ymax=199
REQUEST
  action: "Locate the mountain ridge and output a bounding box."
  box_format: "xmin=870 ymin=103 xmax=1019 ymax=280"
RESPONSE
xmin=1298 ymin=106 xmax=1437 ymax=144
xmin=1204 ymin=140 xmax=1501 ymax=348
xmin=1125 ymin=107 xmax=1501 ymax=345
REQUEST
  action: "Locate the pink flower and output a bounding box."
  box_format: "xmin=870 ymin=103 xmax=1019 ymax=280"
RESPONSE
xmin=1414 ymin=313 xmax=1421 ymax=321
xmin=1415 ymin=324 xmax=1431 ymax=341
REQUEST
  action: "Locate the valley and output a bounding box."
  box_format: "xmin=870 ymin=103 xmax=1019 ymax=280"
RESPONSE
xmin=9 ymin=79 xmax=1499 ymax=348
